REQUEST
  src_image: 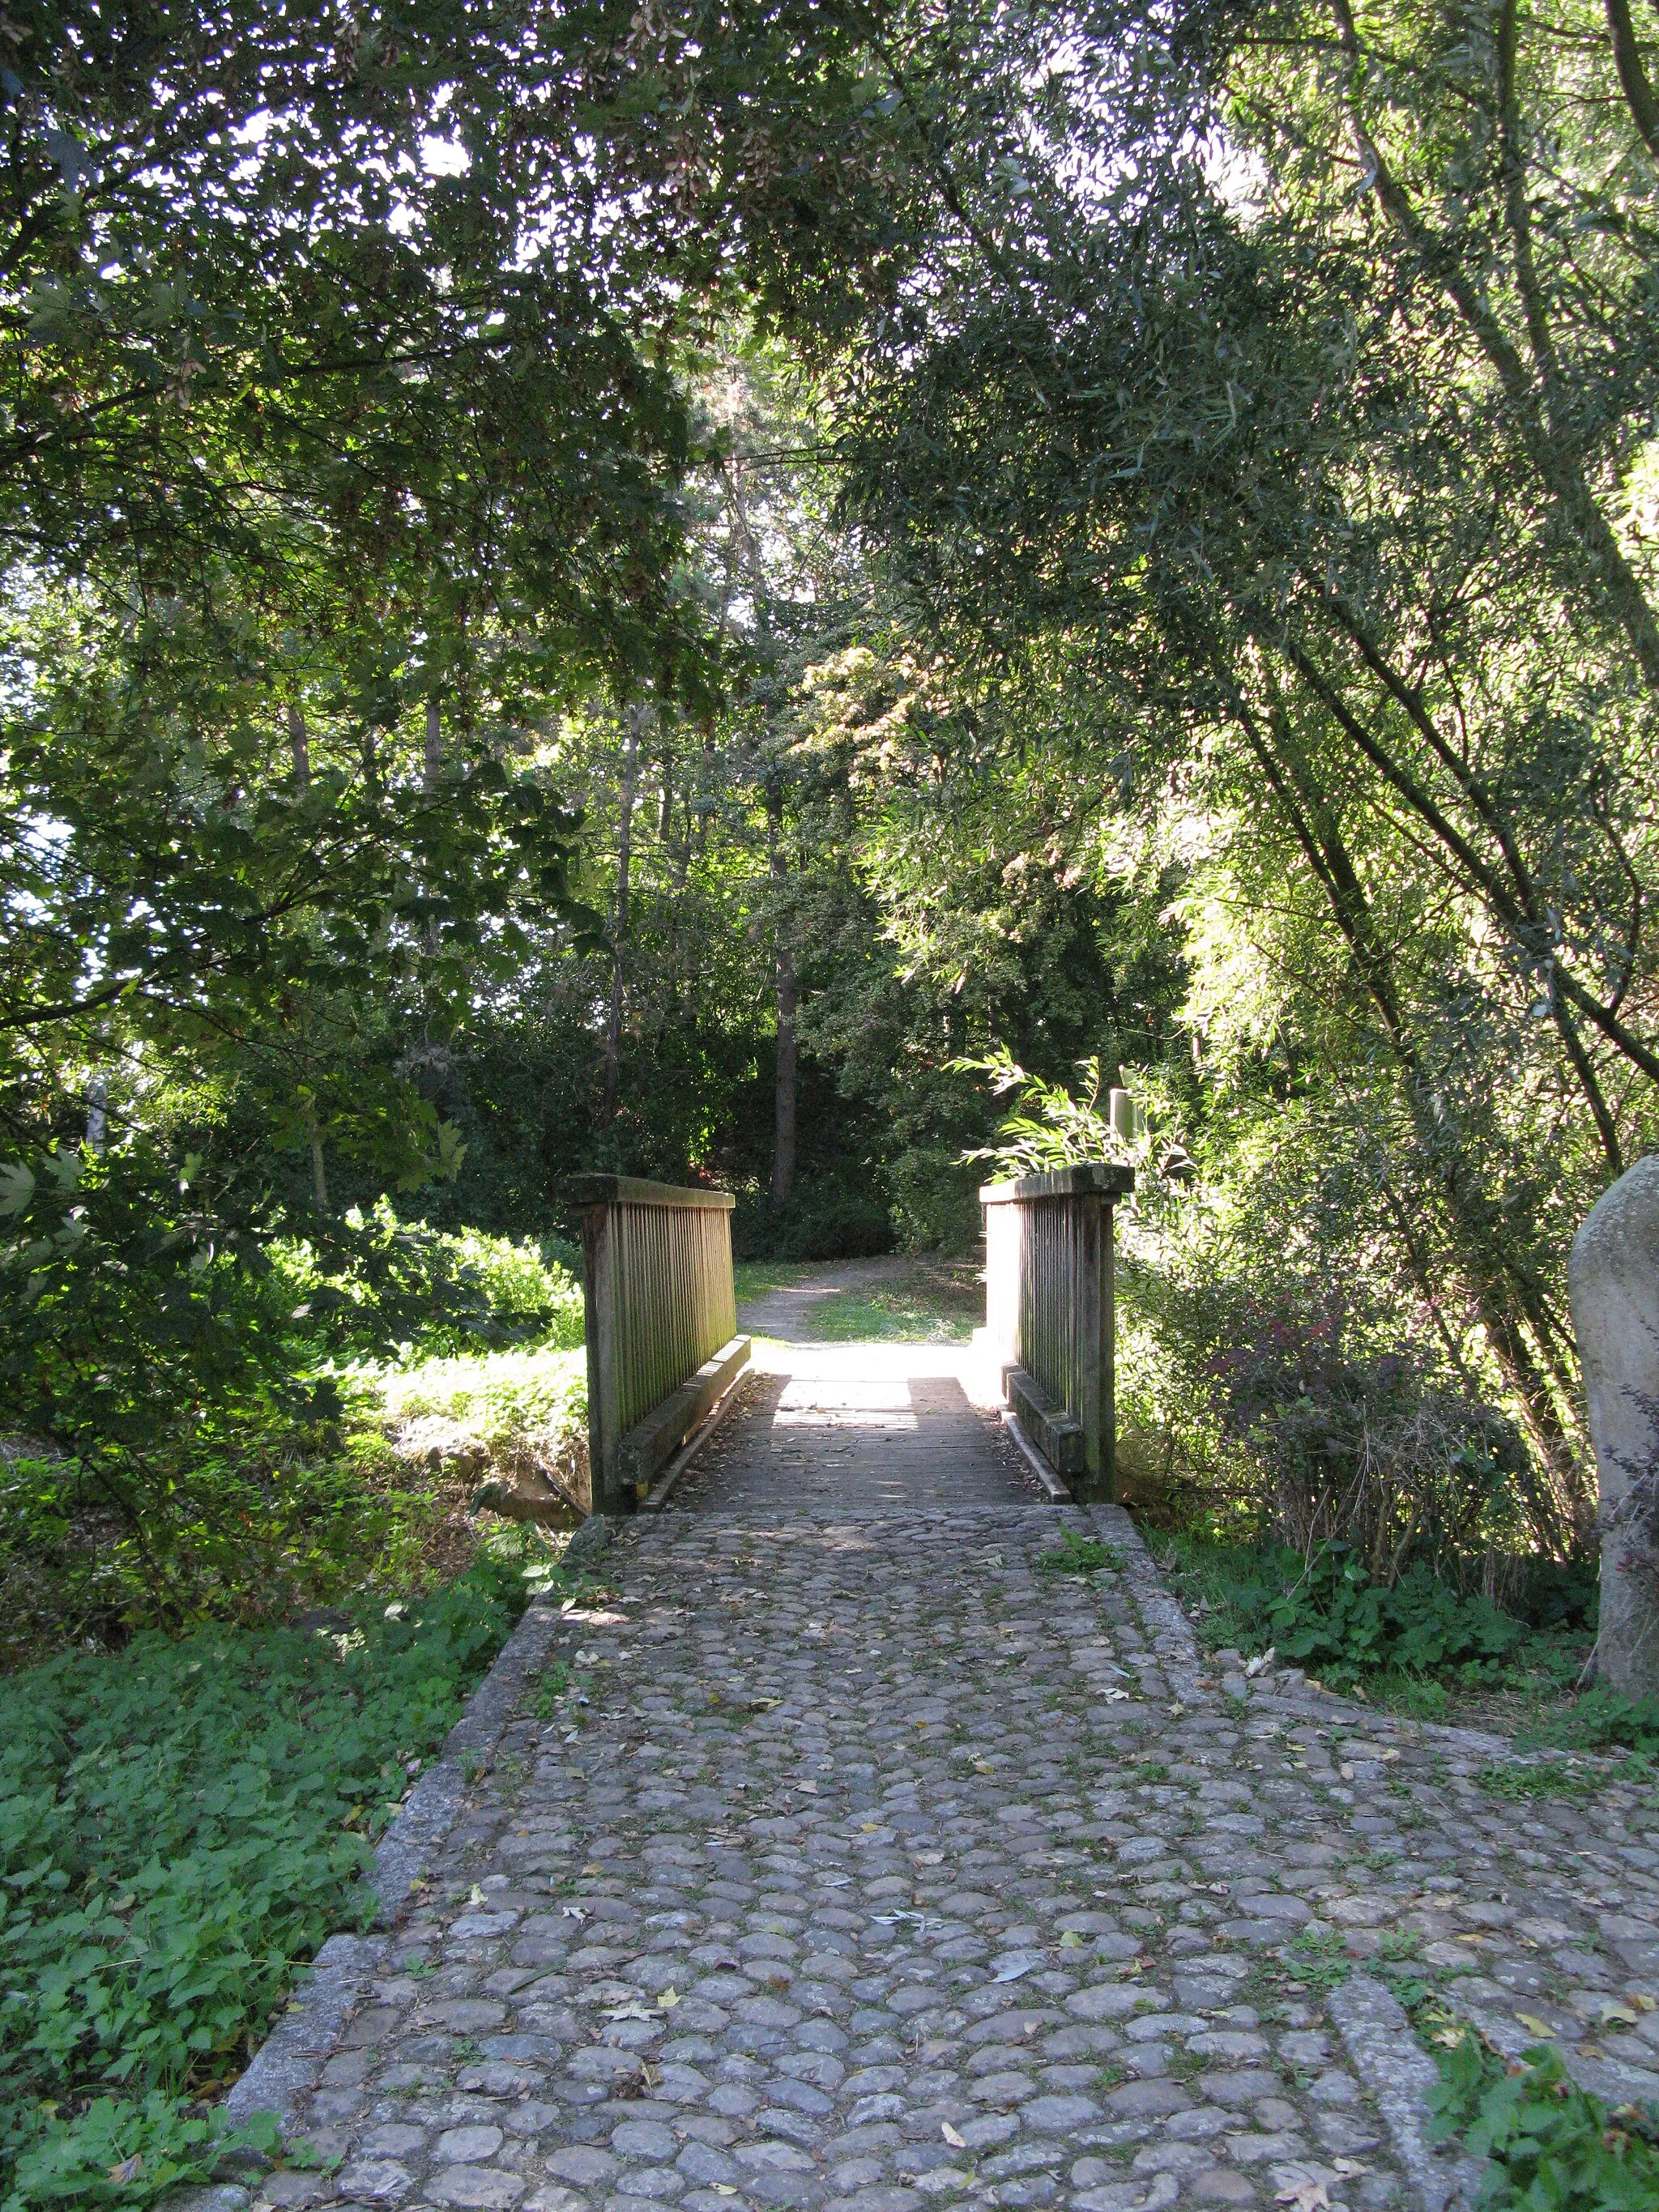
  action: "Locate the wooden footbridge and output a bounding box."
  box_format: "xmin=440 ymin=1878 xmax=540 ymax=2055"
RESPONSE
xmin=565 ymin=1163 xmax=1133 ymax=1519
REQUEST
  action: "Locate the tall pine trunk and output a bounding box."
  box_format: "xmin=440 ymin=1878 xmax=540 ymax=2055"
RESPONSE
xmin=599 ymin=705 xmax=643 ymax=1131
xmin=768 ymin=788 xmax=797 ymax=1205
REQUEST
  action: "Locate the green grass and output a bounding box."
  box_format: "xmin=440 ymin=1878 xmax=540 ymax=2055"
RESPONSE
xmin=734 ymin=1260 xmax=982 ymax=1343
xmin=1475 ymin=1753 xmax=1654 ymax=1801
xmin=807 ymin=1283 xmax=974 ymax=1341
xmin=1035 ymin=1529 xmax=1126 ymax=1575
xmin=0 ymin=1533 xmax=562 ymax=2210
xmin=732 ymin=1260 xmax=827 ymax=1302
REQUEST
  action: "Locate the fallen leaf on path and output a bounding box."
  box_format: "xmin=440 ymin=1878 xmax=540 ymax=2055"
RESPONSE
xmin=1599 ymin=2003 xmax=1639 ymax=2025
xmin=107 ymin=2157 xmax=143 ymax=2185
xmin=468 ymin=1885 xmax=487 ymax=1907
xmin=658 ymin=1988 xmax=679 ymax=2010
xmin=940 ymin=2124 xmax=966 ymax=2148
xmin=1516 ymin=2014 xmax=1557 ymax=2038
xmin=1059 ymin=1931 xmax=1086 ymax=1949
xmin=1633 ymin=1993 xmax=1656 ymax=2013
xmin=1274 ymin=2182 xmax=1330 ymax=2211
xmin=1102 ymin=1689 xmax=1130 ymax=1703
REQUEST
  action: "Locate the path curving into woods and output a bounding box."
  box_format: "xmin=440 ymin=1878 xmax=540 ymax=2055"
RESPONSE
xmin=230 ymin=1311 xmax=1659 ymax=2212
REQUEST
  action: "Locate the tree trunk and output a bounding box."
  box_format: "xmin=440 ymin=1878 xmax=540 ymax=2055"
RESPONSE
xmin=304 ymin=1100 xmax=329 ymax=1210
xmin=83 ymin=1072 xmax=107 ymax=1154
xmin=287 ymin=700 xmax=310 ymax=791
xmin=768 ymin=789 xmax=798 ymax=1205
xmin=599 ymin=705 xmax=643 ymax=1131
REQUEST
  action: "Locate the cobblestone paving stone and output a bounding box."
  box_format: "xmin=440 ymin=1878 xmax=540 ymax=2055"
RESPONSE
xmin=247 ymin=1373 xmax=1659 ymax=2212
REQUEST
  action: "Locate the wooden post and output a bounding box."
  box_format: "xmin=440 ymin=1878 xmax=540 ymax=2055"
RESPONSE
xmin=566 ymin=1176 xmax=748 ymax=1515
xmin=979 ymin=1162 xmax=1132 ymax=1501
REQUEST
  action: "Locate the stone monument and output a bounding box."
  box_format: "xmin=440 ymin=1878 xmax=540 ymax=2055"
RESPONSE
xmin=1569 ymin=1154 xmax=1659 ymax=1696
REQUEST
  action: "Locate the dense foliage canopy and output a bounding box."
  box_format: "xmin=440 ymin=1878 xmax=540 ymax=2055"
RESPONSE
xmin=6 ymin=0 xmax=1659 ymax=1608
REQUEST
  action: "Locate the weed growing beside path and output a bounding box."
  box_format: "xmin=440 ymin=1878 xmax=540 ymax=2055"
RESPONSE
xmin=1431 ymin=2034 xmax=1659 ymax=2210
xmin=0 ymin=1536 xmax=557 ymax=2210
xmin=1153 ymin=1530 xmax=1651 ymax=1744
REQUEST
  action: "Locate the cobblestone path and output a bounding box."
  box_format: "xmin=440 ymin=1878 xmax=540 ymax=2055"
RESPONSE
xmin=246 ymin=1355 xmax=1659 ymax=2212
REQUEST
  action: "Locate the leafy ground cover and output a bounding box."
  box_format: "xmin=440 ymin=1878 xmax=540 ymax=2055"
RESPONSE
xmin=0 ymin=1532 xmax=567 ymax=2212
xmin=1431 ymin=2034 xmax=1659 ymax=2211
xmin=1152 ymin=1530 xmax=1650 ymax=1746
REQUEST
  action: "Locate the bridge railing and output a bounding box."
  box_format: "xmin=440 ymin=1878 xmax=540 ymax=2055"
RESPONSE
xmin=565 ymin=1176 xmax=750 ymax=1515
xmin=979 ymin=1161 xmax=1133 ymax=1499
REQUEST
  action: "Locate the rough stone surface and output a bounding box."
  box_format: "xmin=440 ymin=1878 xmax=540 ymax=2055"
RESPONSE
xmin=235 ymin=1333 xmax=1659 ymax=2212
xmin=1569 ymin=1154 xmax=1659 ymax=1695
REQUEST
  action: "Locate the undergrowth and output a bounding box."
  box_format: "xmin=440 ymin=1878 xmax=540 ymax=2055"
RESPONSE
xmin=0 ymin=1532 xmax=559 ymax=2211
xmin=1155 ymin=1532 xmax=1628 ymax=1742
xmin=1431 ymin=2033 xmax=1659 ymax=2210
xmin=368 ymin=1344 xmax=586 ymax=1450
xmin=1036 ymin=1529 xmax=1127 ymax=1575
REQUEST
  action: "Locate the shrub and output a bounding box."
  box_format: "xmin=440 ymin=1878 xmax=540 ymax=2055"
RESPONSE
xmin=0 ymin=1417 xmax=454 ymax=1661
xmin=273 ymin=1205 xmax=583 ymax=1362
xmin=731 ymin=1181 xmax=893 ymax=1261
xmin=0 ymin=1539 xmax=543 ymax=2209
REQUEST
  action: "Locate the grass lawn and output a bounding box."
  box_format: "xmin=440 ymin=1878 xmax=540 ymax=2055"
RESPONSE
xmin=735 ymin=1257 xmax=983 ymax=1341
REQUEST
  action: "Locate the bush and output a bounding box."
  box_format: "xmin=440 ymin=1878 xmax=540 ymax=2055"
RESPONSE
xmin=0 ymin=1539 xmax=546 ymax=2210
xmin=0 ymin=1418 xmax=452 ymax=1662
xmin=273 ymin=1205 xmax=584 ymax=1362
